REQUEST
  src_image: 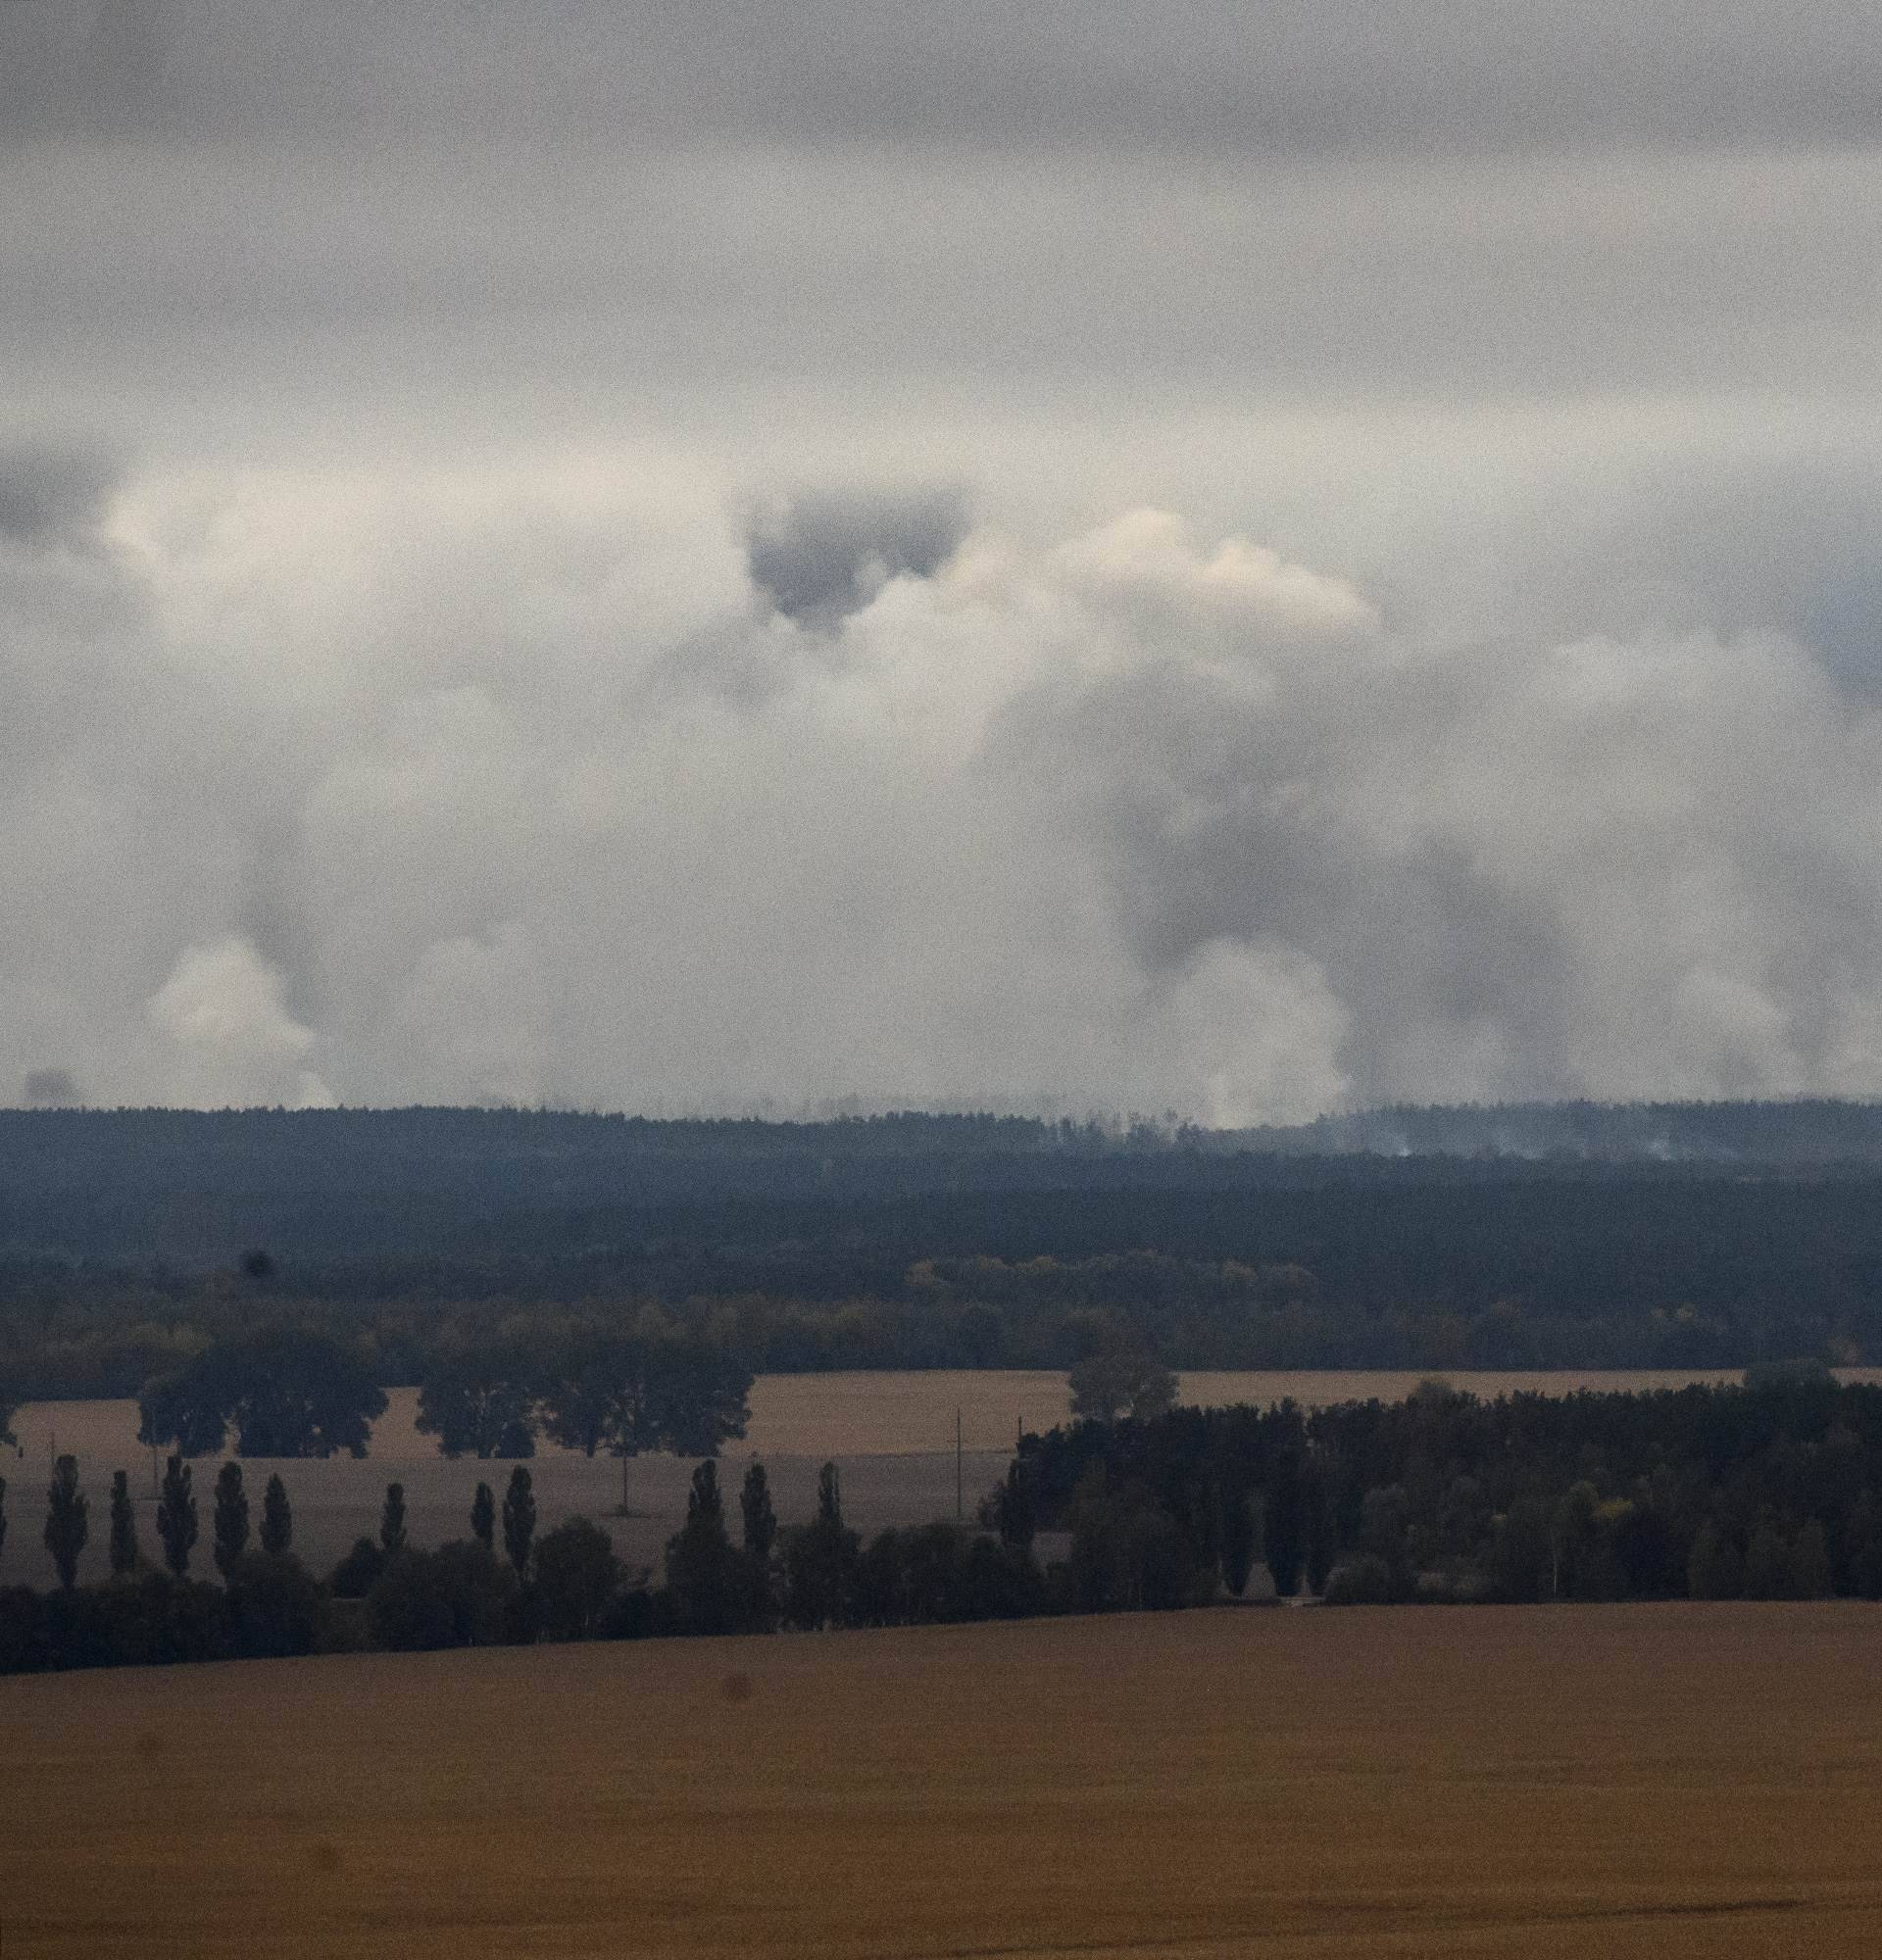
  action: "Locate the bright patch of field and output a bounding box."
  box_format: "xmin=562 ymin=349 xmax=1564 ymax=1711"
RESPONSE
xmin=4 ymin=1602 xmax=1882 ymax=1957
xmin=10 ymin=1368 xmax=1882 ymax=1591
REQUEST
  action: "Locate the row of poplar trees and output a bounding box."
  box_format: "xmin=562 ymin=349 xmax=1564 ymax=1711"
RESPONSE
xmin=15 ymin=1454 xmax=300 ymax=1589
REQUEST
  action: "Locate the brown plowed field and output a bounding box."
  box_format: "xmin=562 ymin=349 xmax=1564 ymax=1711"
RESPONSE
xmin=5 ymin=1601 xmax=1882 ymax=1957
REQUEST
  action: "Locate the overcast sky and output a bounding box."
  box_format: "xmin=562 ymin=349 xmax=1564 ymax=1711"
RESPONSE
xmin=3 ymin=1 xmax=1880 ymax=1117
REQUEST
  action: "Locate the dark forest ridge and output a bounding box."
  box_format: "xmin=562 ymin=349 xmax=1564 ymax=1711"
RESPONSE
xmin=6 ymin=1102 xmax=1882 ymax=1383
xmin=7 ymin=1093 xmax=1882 ymax=1185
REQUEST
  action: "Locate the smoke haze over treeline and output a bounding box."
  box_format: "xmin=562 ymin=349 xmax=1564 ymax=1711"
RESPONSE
xmin=4 ymin=3 xmax=1880 ymax=1117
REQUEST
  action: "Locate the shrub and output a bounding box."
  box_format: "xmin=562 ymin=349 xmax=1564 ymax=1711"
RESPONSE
xmin=225 ymin=1553 xmax=325 ymax=1658
xmin=1323 ymin=1554 xmax=1395 ymax=1606
xmin=328 ymin=1536 xmax=386 ymax=1599
xmin=368 ymin=1544 xmax=516 ymax=1651
xmin=531 ymin=1518 xmax=621 ymax=1642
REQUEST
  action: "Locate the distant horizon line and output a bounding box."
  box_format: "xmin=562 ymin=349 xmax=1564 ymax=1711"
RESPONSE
xmin=5 ymin=1095 xmax=1882 ymax=1126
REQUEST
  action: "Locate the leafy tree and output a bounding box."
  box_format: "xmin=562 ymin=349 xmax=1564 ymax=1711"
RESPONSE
xmin=1219 ymin=1486 xmax=1257 ymax=1596
xmin=532 ymin=1517 xmax=621 ymax=1641
xmin=1687 ymin=1520 xmax=1740 ymax=1598
xmin=780 ymin=1461 xmax=861 ymax=1630
xmin=157 ymin=1454 xmax=198 ymax=1578
xmin=138 ymin=1369 xmax=229 ymax=1458
xmin=1065 ymin=1470 xmax=1203 ymax=1612
xmin=109 ymin=1468 xmax=139 ymax=1578
xmin=213 ymin=1462 xmax=250 ymax=1579
xmin=538 ymin=1326 xmax=752 ymax=1512
xmin=470 ymin=1481 xmax=496 ymax=1554
xmin=1303 ymin=1457 xmax=1335 ymax=1596
xmin=667 ymin=1460 xmax=767 ymax=1635
xmin=416 ymin=1338 xmax=537 ymax=1459
xmin=328 ymin=1536 xmax=385 ymax=1598
xmin=44 ymin=1454 xmax=88 ymax=1590
xmin=740 ymin=1461 xmax=776 ymax=1562
xmin=502 ymin=1465 xmax=536 ymax=1578
xmin=1845 ymin=1490 xmax=1882 ymax=1598
xmin=224 ymin=1550 xmax=324 ymax=1658
xmin=259 ymin=1474 xmax=293 ymax=1556
xmin=368 ymin=1543 xmax=515 ymax=1651
xmin=1484 ymin=1494 xmax=1551 ymax=1603
xmin=0 ymin=1472 xmax=7 ymax=1572
xmin=380 ymin=1482 xmax=408 ymax=1555
xmin=982 ymin=1458 xmax=1037 ymax=1551
xmin=1794 ymin=1519 xmax=1833 ymax=1598
xmin=139 ymin=1327 xmax=388 ymax=1460
xmin=1263 ymin=1453 xmax=1308 ymax=1597
xmin=1067 ymin=1348 xmax=1177 ymax=1423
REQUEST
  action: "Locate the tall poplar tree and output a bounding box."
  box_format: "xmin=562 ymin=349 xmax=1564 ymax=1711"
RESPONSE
xmin=259 ymin=1474 xmax=293 ymax=1556
xmin=44 ymin=1454 xmax=88 ymax=1591
xmin=740 ymin=1460 xmax=777 ymax=1561
xmin=109 ymin=1468 xmax=140 ymax=1578
xmin=157 ymin=1453 xmax=198 ymax=1578
xmin=502 ymin=1465 xmax=536 ymax=1578
xmin=214 ymin=1461 xmax=250 ymax=1578
xmin=379 ymin=1482 xmax=408 ymax=1555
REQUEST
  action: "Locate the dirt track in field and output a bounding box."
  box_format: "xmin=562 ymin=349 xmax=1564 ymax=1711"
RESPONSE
xmin=5 ymin=1601 xmax=1882 ymax=1957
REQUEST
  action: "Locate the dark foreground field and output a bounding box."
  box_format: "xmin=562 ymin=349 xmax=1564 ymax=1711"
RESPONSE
xmin=5 ymin=1603 xmax=1881 ymax=1957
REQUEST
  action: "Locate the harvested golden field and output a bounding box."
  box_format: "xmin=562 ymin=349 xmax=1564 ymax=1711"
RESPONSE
xmin=5 ymin=1602 xmax=1882 ymax=1958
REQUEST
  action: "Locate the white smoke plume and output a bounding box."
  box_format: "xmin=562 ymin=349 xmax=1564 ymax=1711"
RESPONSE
xmin=5 ymin=454 xmax=1882 ymax=1117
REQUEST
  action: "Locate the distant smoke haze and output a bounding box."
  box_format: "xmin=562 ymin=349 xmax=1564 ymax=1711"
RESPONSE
xmin=4 ymin=0 xmax=1880 ymax=1115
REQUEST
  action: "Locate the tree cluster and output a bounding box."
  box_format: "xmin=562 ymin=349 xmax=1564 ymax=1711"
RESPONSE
xmin=1018 ymin=1365 xmax=1882 ymax=1606
xmin=134 ymin=1316 xmax=754 ymax=1491
xmin=0 ymin=1450 xmax=1050 ymax=1676
xmin=138 ymin=1325 xmax=388 ymax=1458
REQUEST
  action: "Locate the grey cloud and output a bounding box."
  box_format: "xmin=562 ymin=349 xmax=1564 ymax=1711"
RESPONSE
xmin=3 ymin=0 xmax=1877 ymax=155
xmin=747 ymin=490 xmax=967 ymax=631
xmin=0 ymin=440 xmax=118 ymax=549
xmin=7 ymin=145 xmax=1876 ymax=439
xmin=1482 ymin=456 xmax=1882 ymax=699
xmin=22 ymin=1066 xmax=79 ymax=1105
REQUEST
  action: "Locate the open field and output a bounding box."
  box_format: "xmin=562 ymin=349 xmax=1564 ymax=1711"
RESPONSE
xmin=4 ymin=1602 xmax=1882 ymax=1957
xmin=10 ymin=1367 xmax=1881 ymax=1590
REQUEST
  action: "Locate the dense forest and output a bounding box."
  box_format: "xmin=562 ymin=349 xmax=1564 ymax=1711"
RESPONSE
xmin=1015 ymin=1364 xmax=1882 ymax=1608
xmin=5 ymin=1104 xmax=1882 ymax=1397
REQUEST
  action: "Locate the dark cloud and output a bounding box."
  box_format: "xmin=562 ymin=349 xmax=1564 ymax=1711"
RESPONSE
xmin=22 ymin=1066 xmax=79 ymax=1105
xmin=747 ymin=490 xmax=967 ymax=630
xmin=0 ymin=442 xmax=118 ymax=549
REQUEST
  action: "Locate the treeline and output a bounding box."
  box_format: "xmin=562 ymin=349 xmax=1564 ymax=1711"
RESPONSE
xmin=1237 ymin=1097 xmax=1882 ymax=1163
xmin=1013 ymin=1364 xmax=1882 ymax=1607
xmin=124 ymin=1318 xmax=753 ymax=1497
xmin=10 ymin=1370 xmax=1882 ymax=1676
xmin=0 ymin=1450 xmax=1051 ymax=1676
xmin=10 ymin=1154 xmax=1882 ymax=1383
xmin=6 ymin=1240 xmax=1882 ymax=1419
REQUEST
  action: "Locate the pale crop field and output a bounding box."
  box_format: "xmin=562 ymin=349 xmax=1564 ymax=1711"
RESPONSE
xmin=4 ymin=1601 xmax=1882 ymax=1957
xmin=11 ymin=1368 xmax=1880 ymax=1590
